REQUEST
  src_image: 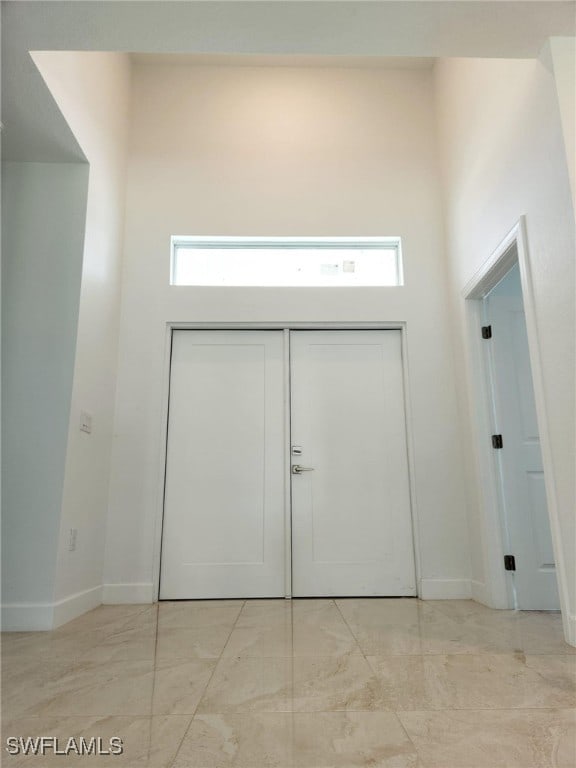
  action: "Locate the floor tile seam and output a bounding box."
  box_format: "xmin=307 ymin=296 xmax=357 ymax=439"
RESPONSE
xmin=364 ymin=676 xmax=576 ymax=700
xmin=2 ymin=714 xmax=193 ymax=724
xmin=78 ymin=627 xmax=155 ymax=657
xmin=157 ymin=712 xmax=195 ymax=768
xmin=2 ymin=653 xmax=91 ymax=662
xmin=152 ymin=656 xmax=222 ymax=669
xmin=85 ymin=605 xmax=154 ymax=639
xmin=154 ymin=656 xmax=225 ymax=664
xmin=73 ymin=647 xmax=153 ymax=666
xmin=205 ymin=600 xmax=248 ymax=662
xmin=14 ymin=622 xmax=146 ymax=638
xmin=335 ymin=651 xmax=574 ymax=658
xmin=192 ymin=703 xmax=576 ymax=715
xmin=395 ymin=707 xmax=576 ymax=717
xmin=62 ymin=658 xmax=157 ymax=676
xmin=217 ymin=653 xmax=366 ymax=660
xmin=157 ymin=623 xmax=240 ymax=631
xmin=30 ymin=709 xmax=194 ymax=719
xmin=381 ymin=710 xmax=431 ymax=768
xmin=329 ymin=602 xmax=392 ymax=717
xmin=144 ymin=602 xmax=163 ymax=765
xmin=187 ymin=709 xmax=515 ymax=718
xmin=421 ymin=600 xmax=500 ymax=620
xmin=229 ymin=620 xmax=352 ymax=630
xmin=167 ymin=600 xmax=247 ymax=768
xmin=364 ymin=652 xmax=574 ymax=661
xmin=290 ymin=599 xmax=296 ymax=705
xmin=116 ymin=603 xmax=155 ymax=621
xmin=394 ymin=710 xmax=447 ymax=768
xmin=351 ymin=650 xmax=527 ymax=657
xmin=395 ymin=705 xmax=576 ymax=713
xmin=165 ymin=599 xmax=247 ymax=765
xmin=331 ymin=600 xmax=373 ymax=666
xmin=78 ymin=654 xmax=160 ymax=664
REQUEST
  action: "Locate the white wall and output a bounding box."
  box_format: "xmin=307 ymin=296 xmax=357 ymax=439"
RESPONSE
xmin=22 ymin=52 xmax=132 ymax=627
xmin=546 ymin=38 xmax=576 ymax=217
xmin=1 ymin=162 xmax=89 ymax=628
xmin=104 ymin=61 xmax=471 ymax=602
xmin=435 ymin=56 xmax=575 ymax=642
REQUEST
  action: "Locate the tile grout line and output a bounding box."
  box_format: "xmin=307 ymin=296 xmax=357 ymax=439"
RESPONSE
xmin=167 ymin=599 xmax=247 ymax=768
xmin=74 ymin=604 xmax=155 ymax=667
xmin=144 ymin=602 xmax=161 ymax=765
xmin=4 ymin=601 xmax=574 ymax=767
xmin=333 ymin=598 xmax=430 ymax=767
xmin=290 ymin=597 xmax=295 ymax=768
xmin=85 ymin=603 xmax=153 ymax=643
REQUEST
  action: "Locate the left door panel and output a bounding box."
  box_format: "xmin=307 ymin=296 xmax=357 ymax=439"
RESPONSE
xmin=160 ymin=330 xmax=286 ymax=599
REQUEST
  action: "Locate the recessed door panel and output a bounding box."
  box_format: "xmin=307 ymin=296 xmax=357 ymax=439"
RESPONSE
xmin=290 ymin=330 xmax=416 ymax=597
xmin=160 ymin=330 xmax=285 ymax=599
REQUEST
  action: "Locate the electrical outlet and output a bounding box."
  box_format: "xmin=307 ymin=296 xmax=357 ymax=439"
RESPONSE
xmin=68 ymin=528 xmax=78 ymax=552
xmin=80 ymin=411 xmax=92 ymax=434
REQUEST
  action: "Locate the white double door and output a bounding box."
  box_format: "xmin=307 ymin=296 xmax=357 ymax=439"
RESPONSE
xmin=160 ymin=329 xmax=416 ymax=599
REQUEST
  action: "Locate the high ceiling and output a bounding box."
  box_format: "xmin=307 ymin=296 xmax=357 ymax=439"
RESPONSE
xmin=2 ymin=1 xmax=575 ymax=162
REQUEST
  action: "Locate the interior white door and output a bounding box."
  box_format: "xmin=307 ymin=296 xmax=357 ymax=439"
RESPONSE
xmin=486 ymin=265 xmax=560 ymax=610
xmin=160 ymin=330 xmax=286 ymax=599
xmin=290 ymin=330 xmax=416 ymax=597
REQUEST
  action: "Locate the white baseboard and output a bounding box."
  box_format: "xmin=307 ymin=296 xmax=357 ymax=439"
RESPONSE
xmin=52 ymin=586 xmax=103 ymax=629
xmin=419 ymin=578 xmax=472 ymax=600
xmin=566 ymin=614 xmax=576 ymax=648
xmin=1 ymin=602 xmax=56 ymax=631
xmin=1 ymin=585 xmax=102 ymax=632
xmin=471 ymin=579 xmax=490 ymax=606
xmin=102 ymin=583 xmax=155 ymax=604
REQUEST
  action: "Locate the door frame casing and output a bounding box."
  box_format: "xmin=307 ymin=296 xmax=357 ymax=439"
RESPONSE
xmin=152 ymin=321 xmax=421 ymax=601
xmin=462 ymin=217 xmax=569 ymax=633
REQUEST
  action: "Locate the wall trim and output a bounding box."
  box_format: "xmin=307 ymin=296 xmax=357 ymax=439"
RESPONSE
xmin=102 ymin=583 xmax=155 ymax=604
xmin=568 ymin=615 xmax=576 ymax=648
xmin=1 ymin=602 xmax=56 ymax=632
xmin=471 ymin=579 xmax=490 ymax=607
xmin=419 ymin=578 xmax=472 ymax=600
xmin=52 ymin=585 xmax=103 ymax=629
xmin=1 ymin=585 xmax=103 ymax=631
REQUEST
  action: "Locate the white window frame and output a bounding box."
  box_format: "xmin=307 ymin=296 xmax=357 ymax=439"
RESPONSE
xmin=170 ymin=236 xmax=404 ymax=287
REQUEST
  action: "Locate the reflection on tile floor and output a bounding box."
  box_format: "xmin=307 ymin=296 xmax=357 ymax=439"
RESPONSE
xmin=2 ymin=599 xmax=575 ymax=766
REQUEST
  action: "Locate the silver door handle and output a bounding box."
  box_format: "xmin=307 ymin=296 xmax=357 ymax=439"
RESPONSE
xmin=292 ymin=464 xmax=315 ymax=474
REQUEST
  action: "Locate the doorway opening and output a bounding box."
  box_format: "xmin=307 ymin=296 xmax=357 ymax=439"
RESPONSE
xmin=463 ymin=219 xmax=564 ymax=615
xmin=483 ymin=264 xmax=559 ymax=610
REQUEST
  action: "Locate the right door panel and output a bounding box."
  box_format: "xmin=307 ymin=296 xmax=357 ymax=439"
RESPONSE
xmin=290 ymin=330 xmax=416 ymax=597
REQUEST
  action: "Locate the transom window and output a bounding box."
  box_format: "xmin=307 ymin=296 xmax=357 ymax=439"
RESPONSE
xmin=171 ymin=237 xmax=403 ymax=287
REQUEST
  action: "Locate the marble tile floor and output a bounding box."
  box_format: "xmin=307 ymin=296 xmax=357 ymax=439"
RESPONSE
xmin=1 ymin=598 xmax=575 ymax=767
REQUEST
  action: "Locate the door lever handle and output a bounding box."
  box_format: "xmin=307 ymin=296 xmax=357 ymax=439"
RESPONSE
xmin=292 ymin=464 xmax=315 ymax=474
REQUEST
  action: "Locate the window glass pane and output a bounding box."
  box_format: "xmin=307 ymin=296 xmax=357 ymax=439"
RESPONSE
xmin=171 ymin=239 xmax=402 ymax=287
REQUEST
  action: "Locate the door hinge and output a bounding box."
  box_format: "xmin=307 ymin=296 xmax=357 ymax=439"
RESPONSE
xmin=481 ymin=325 xmax=492 ymax=339
xmin=491 ymin=434 xmax=503 ymax=449
xmin=504 ymin=555 xmax=516 ymax=571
